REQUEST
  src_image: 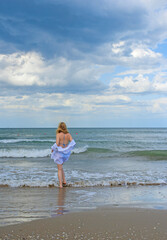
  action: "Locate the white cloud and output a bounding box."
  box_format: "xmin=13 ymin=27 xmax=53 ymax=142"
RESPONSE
xmin=109 ymin=74 xmax=151 ymax=93
xmin=0 ymin=52 xmax=106 ymax=91
xmin=109 ymin=72 xmax=167 ymax=94
xmin=117 ymin=68 xmax=162 ymax=76
xmin=94 ymin=94 xmax=131 ymax=105
xmin=0 ymin=91 xmax=131 ymax=116
xmin=148 ymin=98 xmax=167 ymax=113
xmin=131 ymin=48 xmax=162 ymax=58
xmin=153 ymin=72 xmax=167 ymax=91
xmin=0 ymin=48 xmax=166 ymax=100
xmin=0 ymin=52 xmax=45 ymax=86
xmin=112 ymin=41 xmax=125 ymax=54
xmin=90 ymin=41 xmax=164 ymax=72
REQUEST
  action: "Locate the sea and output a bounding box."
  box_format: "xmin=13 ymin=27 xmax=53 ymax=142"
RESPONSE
xmin=0 ymin=128 xmax=167 ymax=226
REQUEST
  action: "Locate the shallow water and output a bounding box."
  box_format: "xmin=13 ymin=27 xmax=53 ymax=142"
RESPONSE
xmin=1 ymin=185 xmax=167 ymax=226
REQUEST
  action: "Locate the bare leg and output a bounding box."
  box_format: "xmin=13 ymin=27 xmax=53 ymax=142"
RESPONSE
xmin=62 ymin=168 xmax=66 ymax=184
xmin=57 ymin=164 xmax=63 ymax=188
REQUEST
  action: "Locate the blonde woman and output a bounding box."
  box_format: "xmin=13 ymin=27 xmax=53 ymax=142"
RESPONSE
xmin=51 ymin=122 xmax=76 ymax=188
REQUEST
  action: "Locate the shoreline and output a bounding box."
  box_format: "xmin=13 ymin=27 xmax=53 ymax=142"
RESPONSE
xmin=1 ymin=185 xmax=167 ymax=228
xmin=1 ymin=181 xmax=167 ymax=188
xmin=1 ymin=206 xmax=167 ymax=240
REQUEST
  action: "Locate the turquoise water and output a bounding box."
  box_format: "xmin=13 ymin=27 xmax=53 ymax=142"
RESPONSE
xmin=0 ymin=128 xmax=167 ymax=187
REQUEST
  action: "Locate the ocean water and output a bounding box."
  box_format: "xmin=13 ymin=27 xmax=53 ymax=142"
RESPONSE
xmin=0 ymin=128 xmax=167 ymax=188
xmin=1 ymin=128 xmax=167 ymax=226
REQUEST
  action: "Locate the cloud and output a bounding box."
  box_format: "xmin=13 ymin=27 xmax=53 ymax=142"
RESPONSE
xmin=93 ymin=95 xmax=131 ymax=105
xmin=109 ymin=72 xmax=167 ymax=94
xmin=109 ymin=74 xmax=151 ymax=93
xmin=87 ymin=41 xmax=165 ymax=79
xmin=152 ymin=72 xmax=167 ymax=92
xmin=0 ymin=51 xmax=107 ymax=94
xmin=0 ymin=47 xmax=166 ymax=100
xmin=0 ymin=52 xmax=45 ymax=86
xmin=1 ymin=0 xmax=167 ymax=58
xmin=111 ymin=41 xmax=125 ymax=54
xmin=0 ymin=91 xmax=131 ymax=114
xmin=131 ymin=48 xmax=162 ymax=58
xmin=148 ymin=98 xmax=167 ymax=114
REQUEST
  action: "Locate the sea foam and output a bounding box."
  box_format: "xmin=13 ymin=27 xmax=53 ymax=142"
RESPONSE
xmin=0 ymin=145 xmax=88 ymax=158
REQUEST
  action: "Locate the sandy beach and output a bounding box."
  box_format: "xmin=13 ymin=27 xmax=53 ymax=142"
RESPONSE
xmin=1 ymin=207 xmax=167 ymax=240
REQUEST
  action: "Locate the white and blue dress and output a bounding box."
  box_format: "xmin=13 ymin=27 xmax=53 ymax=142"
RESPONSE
xmin=51 ymin=138 xmax=76 ymax=165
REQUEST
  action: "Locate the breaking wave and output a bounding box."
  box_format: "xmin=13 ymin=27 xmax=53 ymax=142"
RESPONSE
xmin=0 ymin=146 xmax=88 ymax=158
xmin=1 ymin=145 xmax=167 ymax=159
xmin=0 ymin=139 xmax=55 ymax=144
xmin=0 ymin=149 xmax=51 ymax=158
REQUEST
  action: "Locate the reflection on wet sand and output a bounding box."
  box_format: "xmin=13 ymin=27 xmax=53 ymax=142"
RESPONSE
xmin=52 ymin=188 xmax=68 ymax=216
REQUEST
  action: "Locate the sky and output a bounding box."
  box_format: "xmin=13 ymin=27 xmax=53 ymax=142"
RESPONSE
xmin=0 ymin=0 xmax=167 ymax=128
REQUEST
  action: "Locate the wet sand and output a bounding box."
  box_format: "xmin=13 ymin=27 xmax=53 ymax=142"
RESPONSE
xmin=0 ymin=207 xmax=167 ymax=240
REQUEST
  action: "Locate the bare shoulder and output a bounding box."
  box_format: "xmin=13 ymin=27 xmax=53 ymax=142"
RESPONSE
xmin=67 ymin=132 xmax=72 ymax=141
xmin=56 ymin=133 xmax=61 ymax=138
xmin=66 ymin=133 xmax=71 ymax=137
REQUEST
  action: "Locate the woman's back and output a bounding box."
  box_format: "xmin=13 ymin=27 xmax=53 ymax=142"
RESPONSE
xmin=56 ymin=132 xmax=72 ymax=148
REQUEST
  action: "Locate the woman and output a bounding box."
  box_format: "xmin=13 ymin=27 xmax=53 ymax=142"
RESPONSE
xmin=51 ymin=122 xmax=76 ymax=188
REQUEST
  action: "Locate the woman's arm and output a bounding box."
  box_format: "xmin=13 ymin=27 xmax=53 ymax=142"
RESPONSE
xmin=69 ymin=133 xmax=73 ymax=142
xmin=56 ymin=134 xmax=60 ymax=146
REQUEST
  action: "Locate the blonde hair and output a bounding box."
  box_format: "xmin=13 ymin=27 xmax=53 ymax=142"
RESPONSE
xmin=56 ymin=122 xmax=69 ymax=134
